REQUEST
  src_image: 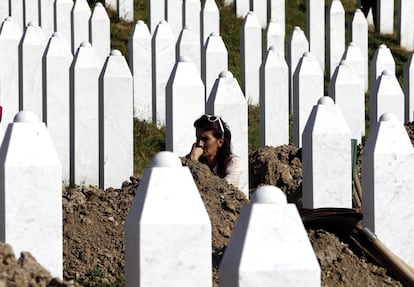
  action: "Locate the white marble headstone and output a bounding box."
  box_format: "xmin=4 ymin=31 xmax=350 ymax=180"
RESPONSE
xmin=166 ymin=0 xmax=183 ymax=39
xmin=370 ymin=44 xmax=395 ymax=98
xmin=404 ymin=53 xmax=414 ymax=122
xmin=398 ymin=0 xmax=414 ymax=51
xmin=148 ymin=0 xmax=165 ymax=33
xmin=307 ymin=0 xmax=325 ymax=72
xmin=376 ymin=0 xmax=394 ymax=34
xmin=177 ymin=26 xmax=201 ymax=74
xmin=269 ymin=0 xmax=285 ymax=35
xmin=71 ymin=0 xmax=91 ymax=53
xmin=328 ymin=0 xmax=345 ymax=78
xmin=251 ymin=0 xmax=267 ymax=28
xmin=39 ymin=0 xmax=55 ymax=37
xmin=351 ymin=9 xmax=369 ymax=92
xmin=201 ymin=0 xmax=219 ymax=46
xmin=90 ymin=3 xmax=110 ymax=65
xmin=266 ymin=19 xmax=284 ymax=58
xmin=55 ymin=0 xmax=74 ymax=47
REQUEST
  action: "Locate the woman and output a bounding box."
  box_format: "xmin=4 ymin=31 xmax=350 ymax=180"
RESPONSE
xmin=189 ymin=114 xmax=243 ymax=187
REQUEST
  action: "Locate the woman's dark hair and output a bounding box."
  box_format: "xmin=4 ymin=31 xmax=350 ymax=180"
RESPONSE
xmin=194 ymin=114 xmax=232 ymax=177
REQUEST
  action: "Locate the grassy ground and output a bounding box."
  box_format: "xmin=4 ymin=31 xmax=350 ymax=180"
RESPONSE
xmin=94 ymin=0 xmax=411 ymax=176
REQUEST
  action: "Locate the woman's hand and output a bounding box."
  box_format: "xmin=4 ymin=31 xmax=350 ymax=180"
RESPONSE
xmin=190 ymin=143 xmax=204 ymax=161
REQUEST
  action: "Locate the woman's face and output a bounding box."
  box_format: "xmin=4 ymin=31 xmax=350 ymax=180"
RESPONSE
xmin=195 ymin=128 xmax=224 ymax=161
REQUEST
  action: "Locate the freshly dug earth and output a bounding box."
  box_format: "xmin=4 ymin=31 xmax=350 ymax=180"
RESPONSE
xmin=5 ymin=124 xmax=414 ymax=286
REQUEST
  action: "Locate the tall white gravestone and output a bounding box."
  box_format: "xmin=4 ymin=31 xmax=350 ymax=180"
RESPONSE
xmin=266 ymin=20 xmax=284 ymax=58
xmin=177 ymin=27 xmax=201 ymax=74
xmin=43 ymin=32 xmax=73 ymax=183
xmin=125 ymin=151 xmax=212 ymax=287
xmin=201 ymin=0 xmax=219 ymax=46
xmin=55 ymin=0 xmax=74 ymax=47
xmin=184 ymin=0 xmax=201 ymax=46
xmin=260 ymin=46 xmax=289 ymax=147
xmin=206 ymin=71 xmax=249 ymax=197
xmin=152 ymin=20 xmax=175 ymax=126
xmin=404 ymin=53 xmax=414 ymax=122
xmin=370 ymin=44 xmax=395 ymax=99
xmin=293 ymin=52 xmax=323 ymax=148
xmin=19 ymin=22 xmax=47 ymax=121
xmin=119 ymin=0 xmax=134 ymax=22
xmin=269 ymin=0 xmax=285 ymax=35
xmin=202 ymin=33 xmax=228 ymax=102
xmin=39 ymin=0 xmax=55 ymax=37
xmin=251 ymin=0 xmax=267 ymax=28
xmin=328 ymin=0 xmax=345 ymax=78
xmin=10 ymin=0 xmax=24 ymax=31
xmin=307 ymin=0 xmax=325 ymax=72
xmin=0 ymin=1 xmax=8 ymax=22
xmin=302 ymin=97 xmax=352 ymax=209
xmin=361 ymin=113 xmax=414 ymax=267
xmin=236 ymin=0 xmax=249 ymax=18
xmin=99 ymin=50 xmax=133 ymax=189
xmin=351 ymin=9 xmax=369 ymax=92
xmin=70 ymin=42 xmax=101 ymax=186
xmin=71 ymin=0 xmax=91 ymax=53
xmin=0 ymin=17 xmax=21 ymax=126
xmin=24 ymin=0 xmax=39 ymax=28
xmin=241 ymin=11 xmax=262 ymax=105
xmin=166 ymin=57 xmax=205 ymax=158
xmin=219 ymin=185 xmax=320 ymax=286
xmin=398 ymin=0 xmax=414 ymax=51
xmin=166 ymin=0 xmax=183 ymax=39
xmin=148 ymin=0 xmax=165 ymax=33
xmin=0 ymin=111 xmax=62 ymax=278
xmin=90 ymin=3 xmax=111 ymax=64
xmin=376 ymin=0 xmax=394 ymax=34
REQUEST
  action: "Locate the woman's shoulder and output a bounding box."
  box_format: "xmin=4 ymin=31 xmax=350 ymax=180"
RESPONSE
xmin=227 ymin=154 xmax=243 ymax=170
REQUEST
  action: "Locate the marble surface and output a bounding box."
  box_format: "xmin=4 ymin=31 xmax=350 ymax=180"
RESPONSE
xmin=39 ymin=0 xmax=54 ymax=37
xmin=0 ymin=17 xmax=21 ymax=126
xmin=329 ymin=60 xmax=364 ymax=143
xmin=307 ymin=0 xmax=325 ymax=72
xmin=201 ymin=0 xmax=219 ymax=46
xmin=119 ymin=0 xmax=133 ymax=22
xmin=165 ymin=57 xmax=205 ymax=157
xmin=55 ymin=0 xmax=74 ymax=49
xmin=361 ymin=113 xmax=414 ymax=267
xmin=370 ymin=44 xmax=395 ymax=97
xmin=269 ymin=0 xmax=285 ymax=36
xmin=177 ymin=27 xmax=201 ymax=74
xmin=0 ymin=111 xmax=62 ymax=278
xmin=288 ymin=26 xmax=309 ymax=113
xmin=302 ymin=96 xmax=352 ymax=208
xmin=351 ymin=9 xmax=369 ymax=92
xmin=44 ymin=32 xmax=73 ymax=183
xmin=266 ymin=19 xmax=284 ymax=58
xmin=236 ymin=0 xmax=249 ymax=18
xmin=0 ymin=0 xmax=7 ymax=22
xmin=260 ymin=46 xmax=289 ymax=147
xmin=72 ymin=0 xmax=91 ymax=53
xmin=220 ymin=186 xmax=320 ymax=286
xmin=149 ymin=0 xmax=165 ymax=33
xmin=206 ymin=71 xmax=249 ymax=197
xmin=130 ymin=20 xmax=152 ymax=121
xmin=24 ymin=0 xmax=39 ymax=27
xmin=70 ymin=42 xmax=101 ymax=186
xmin=125 ymin=152 xmax=211 ymax=286
xmin=241 ymin=12 xmax=262 ymax=105
xmin=9 ymin=0 xmax=24 ymax=31
xmin=184 ymin=0 xmax=201 ymax=49
xmin=152 ymin=21 xmax=175 ymax=127
xmin=398 ymin=0 xmax=414 ymax=51
xmin=90 ymin=3 xmax=110 ymax=65
xmin=202 ymin=33 xmax=228 ymax=102
xmin=404 ymin=53 xmax=414 ymax=122
xmin=377 ymin=0 xmax=394 ymax=34
xmin=293 ymin=52 xmax=323 ymax=148
xmin=20 ymin=22 xmax=47 ymax=120
xmin=328 ymin=0 xmax=345 ymax=78
xmin=251 ymin=0 xmax=267 ymax=28
xmin=166 ymin=0 xmax=183 ymax=39
xmin=100 ymin=50 xmax=133 ymax=189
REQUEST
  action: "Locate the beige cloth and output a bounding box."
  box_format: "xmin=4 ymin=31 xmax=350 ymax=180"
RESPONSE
xmin=213 ymin=155 xmax=243 ymax=187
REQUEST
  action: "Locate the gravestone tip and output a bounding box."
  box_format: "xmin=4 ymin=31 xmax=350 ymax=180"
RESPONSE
xmin=28 ymin=21 xmax=38 ymax=27
xmin=379 ymin=44 xmax=387 ymax=49
xmin=209 ymin=32 xmax=219 ymax=37
xmin=13 ymin=111 xmax=39 ymax=123
xmin=151 ymin=151 xmax=182 ymax=168
xmin=179 ymin=56 xmax=191 ymax=63
xmin=318 ymin=96 xmax=334 ymax=105
xmin=379 ymin=113 xmax=397 ymax=122
xmin=219 ymin=70 xmax=233 ymax=78
xmin=95 ymin=2 xmax=103 ymax=7
xmin=110 ymin=49 xmax=122 ymax=56
xmin=251 ymin=185 xmax=287 ymax=204
xmin=137 ymin=20 xmax=144 ymax=25
xmin=52 ymin=32 xmax=63 ymax=38
xmin=381 ymin=70 xmax=392 ymax=76
xmin=80 ymin=41 xmax=92 ymax=48
xmin=294 ymin=26 xmax=302 ymax=31
xmin=5 ymin=16 xmax=14 ymax=22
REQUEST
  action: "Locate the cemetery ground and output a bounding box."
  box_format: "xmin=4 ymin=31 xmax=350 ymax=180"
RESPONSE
xmin=3 ymin=121 xmax=414 ymax=286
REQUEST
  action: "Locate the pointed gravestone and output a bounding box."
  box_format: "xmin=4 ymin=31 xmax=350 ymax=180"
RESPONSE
xmin=43 ymin=32 xmax=73 ymax=183
xmin=329 ymin=61 xmax=364 ymax=143
xmin=404 ymin=53 xmax=414 ymax=122
xmin=370 ymin=70 xmax=405 ymax=125
xmin=149 ymin=0 xmax=165 ymax=33
xmin=293 ymin=52 xmax=323 ymax=148
xmin=70 ymin=42 xmax=101 ymax=186
xmin=0 ymin=111 xmax=62 ymax=278
xmin=236 ymin=0 xmax=249 ymax=18
xmin=398 ymin=0 xmax=414 ymax=51
xmin=202 ymin=33 xmax=228 ymax=102
xmin=266 ymin=19 xmax=284 ymax=58
xmin=119 ymin=0 xmax=133 ymax=22
xmin=10 ymin=0 xmax=24 ymax=31
xmin=376 ymin=0 xmax=394 ymax=34
xmin=90 ymin=3 xmax=110 ymax=64
xmin=351 ymin=9 xmax=369 ymax=92
xmin=288 ymin=26 xmax=309 ymax=113
xmin=177 ymin=26 xmax=201 ymax=74
xmin=302 ymin=96 xmax=352 ymax=208
xmin=251 ymin=0 xmax=267 ymax=29
xmin=0 ymin=1 xmax=8 ymax=22
xmin=269 ymin=0 xmax=285 ymax=36
xmin=219 ymin=185 xmax=320 ymax=286
xmin=24 ymin=0 xmax=39 ymax=28
xmin=370 ymin=44 xmax=395 ymax=98
xmin=19 ymin=22 xmax=47 ymax=121
xmin=55 ymin=0 xmax=73 ymax=47
xmin=260 ymin=46 xmax=289 ymax=147
xmin=0 ymin=17 xmax=21 ymax=126
xmin=99 ymin=50 xmax=133 ymax=189
xmin=166 ymin=0 xmax=183 ymax=39
xmin=39 ymin=0 xmax=55 ymax=37
xmin=71 ymin=0 xmax=91 ymax=54
xmin=307 ymin=0 xmax=325 ymax=72
xmin=152 ymin=20 xmax=176 ymax=127
xmin=361 ymin=112 xmax=414 ymax=267
xmin=207 ymin=70 xmax=248 ymax=197
xmin=184 ymin=0 xmax=201 ymax=46
xmin=166 ymin=57 xmax=205 ymax=157
xmin=125 ymin=151 xmax=212 ymax=287
xmin=328 ymin=0 xmax=345 ymax=78
xmin=241 ymin=11 xmax=262 ymax=105
xmin=129 ymin=20 xmax=152 ymax=121
xmin=201 ymin=0 xmax=219 ymax=46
